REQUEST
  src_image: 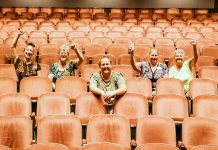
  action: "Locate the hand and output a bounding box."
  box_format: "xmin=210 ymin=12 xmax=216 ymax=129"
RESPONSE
xmin=190 ymin=40 xmax=197 ymax=46
xmin=103 ymin=91 xmax=116 ymax=100
xmin=18 ymin=30 xmax=25 ymax=35
xmin=100 ymin=95 xmax=109 ymax=106
xmin=70 ymin=43 xmax=78 ymax=50
xmin=129 ymin=42 xmax=135 ymax=55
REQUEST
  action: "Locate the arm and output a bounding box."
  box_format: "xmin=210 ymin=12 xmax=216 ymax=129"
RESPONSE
xmin=163 ymin=63 xmax=169 ymax=78
xmin=90 ymin=83 xmax=105 ymax=96
xmin=48 ymin=73 xmax=54 ymax=81
xmin=103 ymin=73 xmax=127 ymax=99
xmin=130 ymin=43 xmax=141 ymax=72
xmin=70 ymin=43 xmax=84 ymax=66
xmin=90 ymin=76 xmax=108 ymax=106
xmin=189 ymin=40 xmax=198 ymax=69
xmin=37 ymin=70 xmax=42 ymax=76
xmin=90 ymin=74 xmax=105 ymax=96
xmin=36 ymin=64 xmax=42 ymax=76
xmin=110 ymin=83 xmax=127 ymax=97
xmin=11 ymin=30 xmax=24 ymax=62
xmin=163 ymin=74 xmax=168 ymax=78
xmin=48 ymin=64 xmax=55 ymax=81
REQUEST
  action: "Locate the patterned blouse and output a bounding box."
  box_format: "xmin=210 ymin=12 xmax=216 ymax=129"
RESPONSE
xmin=50 ymin=60 xmax=77 ymax=82
xmin=140 ymin=62 xmax=168 ymax=89
xmin=15 ymin=58 xmax=41 ymax=81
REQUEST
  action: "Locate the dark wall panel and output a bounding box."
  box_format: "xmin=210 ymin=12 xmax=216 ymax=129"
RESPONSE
xmin=0 ymin=0 xmax=215 ymax=8
xmin=214 ymin=0 xmax=218 ymax=12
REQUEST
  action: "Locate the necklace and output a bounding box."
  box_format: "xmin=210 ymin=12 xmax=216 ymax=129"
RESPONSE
xmin=102 ymin=78 xmax=111 ymax=83
xmin=100 ymin=72 xmax=111 ymax=83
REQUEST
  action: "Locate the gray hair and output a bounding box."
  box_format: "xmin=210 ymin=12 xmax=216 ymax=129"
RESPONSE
xmin=149 ymin=49 xmax=158 ymax=55
xmin=175 ymin=48 xmax=185 ymax=57
xmin=59 ymin=44 xmax=70 ymax=54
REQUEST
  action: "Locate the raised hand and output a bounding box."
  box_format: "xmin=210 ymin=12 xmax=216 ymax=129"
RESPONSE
xmin=18 ymin=30 xmax=25 ymax=35
xmin=190 ymin=40 xmax=197 ymax=46
xmin=70 ymin=43 xmax=77 ymax=50
xmin=129 ymin=42 xmax=135 ymax=55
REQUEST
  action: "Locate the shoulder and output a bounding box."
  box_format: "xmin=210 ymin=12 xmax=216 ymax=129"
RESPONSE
xmin=91 ymin=71 xmax=101 ymax=79
xmin=169 ymin=65 xmax=176 ymax=72
xmin=141 ymin=61 xmax=148 ymax=66
xmin=69 ymin=60 xmax=77 ymax=65
xmin=184 ymin=59 xmax=191 ymax=66
xmin=112 ymin=71 xmax=124 ymax=79
xmin=159 ymin=63 xmax=168 ymax=68
xmin=34 ymin=62 xmax=41 ymax=70
xmin=14 ymin=58 xmax=21 ymax=68
xmin=52 ymin=62 xmax=59 ymax=66
xmin=51 ymin=62 xmax=59 ymax=70
xmin=14 ymin=57 xmax=20 ymax=63
xmin=140 ymin=61 xmax=149 ymax=68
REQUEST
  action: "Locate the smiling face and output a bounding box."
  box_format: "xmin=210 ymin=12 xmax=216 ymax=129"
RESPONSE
xmin=99 ymin=57 xmax=112 ymax=75
xmin=24 ymin=45 xmax=34 ymax=60
xmin=59 ymin=45 xmax=70 ymax=62
xmin=59 ymin=50 xmax=69 ymax=62
xmin=149 ymin=49 xmax=158 ymax=65
xmin=175 ymin=49 xmax=185 ymax=67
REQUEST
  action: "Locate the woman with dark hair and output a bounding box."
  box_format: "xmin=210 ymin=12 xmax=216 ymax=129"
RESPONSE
xmin=11 ymin=30 xmax=41 ymax=81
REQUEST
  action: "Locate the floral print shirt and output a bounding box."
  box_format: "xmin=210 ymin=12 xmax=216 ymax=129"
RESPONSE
xmin=15 ymin=58 xmax=41 ymax=81
xmin=50 ymin=60 xmax=77 ymax=82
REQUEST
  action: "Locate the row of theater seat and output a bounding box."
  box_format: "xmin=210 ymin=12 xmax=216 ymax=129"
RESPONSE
xmin=0 ymin=8 xmax=214 ymax=20
xmin=0 ymin=7 xmax=210 ymax=15
xmin=0 ymin=143 xmax=218 ymax=150
xmin=0 ymin=17 xmax=218 ymax=26
xmin=0 ymin=20 xmax=218 ymax=34
xmin=1 ymin=48 xmax=217 ymax=74
xmin=0 ymin=114 xmax=217 ymax=149
xmin=1 ymin=30 xmax=218 ymax=47
xmin=0 ymin=92 xmax=218 ymax=122
xmin=0 ymin=39 xmax=218 ymax=62
xmin=0 ymin=62 xmax=218 ymax=81
xmin=1 ymin=26 xmax=218 ymax=43
xmin=0 ymin=18 xmax=217 ymax=26
xmin=0 ymin=71 xmax=217 ymax=100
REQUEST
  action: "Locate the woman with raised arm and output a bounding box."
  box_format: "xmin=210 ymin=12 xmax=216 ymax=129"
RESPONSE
xmin=168 ymin=40 xmax=198 ymax=94
xmin=11 ymin=30 xmax=41 ymax=81
xmin=48 ymin=43 xmax=84 ymax=83
xmin=130 ymin=42 xmax=168 ymax=91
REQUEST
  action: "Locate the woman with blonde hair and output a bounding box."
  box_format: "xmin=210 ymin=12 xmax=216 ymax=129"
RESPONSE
xmin=48 ymin=43 xmax=84 ymax=83
xmin=168 ymin=40 xmax=198 ymax=93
